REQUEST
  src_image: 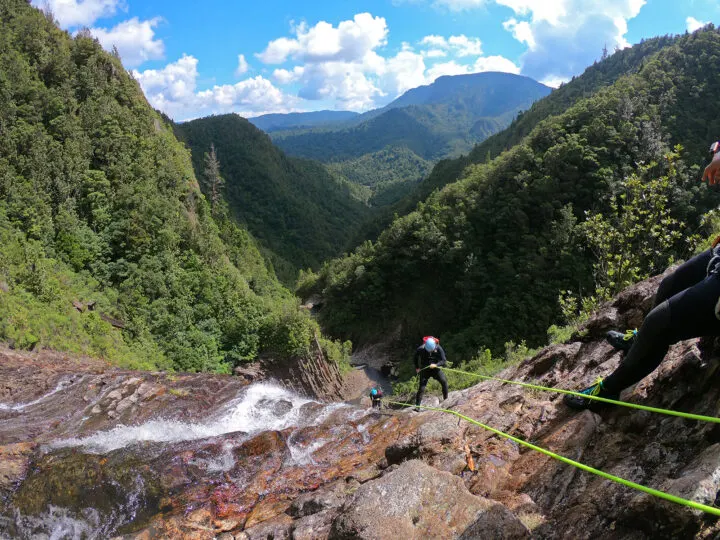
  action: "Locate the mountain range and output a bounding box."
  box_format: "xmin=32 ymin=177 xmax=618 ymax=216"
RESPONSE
xmin=253 ymin=72 xmax=552 ymax=206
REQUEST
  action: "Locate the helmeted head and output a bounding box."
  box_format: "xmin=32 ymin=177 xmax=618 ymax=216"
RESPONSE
xmin=371 ymin=388 xmax=378 ymax=396
xmin=424 ymin=337 xmax=437 ymax=352
xmin=711 ymin=141 xmax=720 ymax=156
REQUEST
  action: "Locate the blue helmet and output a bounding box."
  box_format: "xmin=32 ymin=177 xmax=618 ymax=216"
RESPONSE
xmin=371 ymin=388 xmax=378 ymax=396
xmin=424 ymin=338 xmax=437 ymax=352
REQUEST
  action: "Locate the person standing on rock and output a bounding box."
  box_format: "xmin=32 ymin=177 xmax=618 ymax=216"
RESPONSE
xmin=415 ymin=336 xmax=449 ymax=408
xmin=565 ymin=142 xmax=720 ymax=411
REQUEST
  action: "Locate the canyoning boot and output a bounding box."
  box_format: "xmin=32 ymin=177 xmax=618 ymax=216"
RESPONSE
xmin=606 ymin=329 xmax=637 ymax=352
xmin=563 ymin=378 xmax=619 ymax=412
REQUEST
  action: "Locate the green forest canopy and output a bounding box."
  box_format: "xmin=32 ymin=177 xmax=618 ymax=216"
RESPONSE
xmin=0 ymin=0 xmax=348 ymax=373
xmin=301 ymin=27 xmax=720 ymax=365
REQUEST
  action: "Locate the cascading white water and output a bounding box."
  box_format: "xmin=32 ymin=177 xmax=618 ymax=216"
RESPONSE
xmin=0 ymin=378 xmax=77 ymax=412
xmin=4 ymin=381 xmax=370 ymax=540
xmin=50 ymin=382 xmax=353 ymax=453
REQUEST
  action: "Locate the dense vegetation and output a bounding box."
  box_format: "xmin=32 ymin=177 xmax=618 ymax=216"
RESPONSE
xmin=300 ymin=28 xmax=720 ymax=367
xmin=174 ymin=114 xmax=371 ymax=282
xmin=390 ymin=34 xmax=685 ymax=215
xmin=269 ymin=73 xmax=550 ymax=202
xmin=0 ymin=0 xmax=349 ymax=373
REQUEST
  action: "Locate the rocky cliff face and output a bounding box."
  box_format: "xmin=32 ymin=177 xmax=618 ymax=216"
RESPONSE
xmin=3 ymin=271 xmax=720 ymax=539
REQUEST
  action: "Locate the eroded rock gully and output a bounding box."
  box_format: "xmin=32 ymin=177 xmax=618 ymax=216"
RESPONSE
xmin=3 ymin=272 xmax=720 ymax=538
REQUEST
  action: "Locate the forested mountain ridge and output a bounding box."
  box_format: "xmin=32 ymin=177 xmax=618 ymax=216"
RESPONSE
xmin=174 ymin=114 xmax=371 ymax=282
xmin=248 ymin=110 xmax=359 ymax=133
xmin=394 ymin=33 xmax=685 ymax=211
xmin=0 ymin=0 xmax=348 ymax=374
xmin=266 ymin=73 xmax=551 ymax=205
xmin=301 ymin=27 xmax=720 ymax=364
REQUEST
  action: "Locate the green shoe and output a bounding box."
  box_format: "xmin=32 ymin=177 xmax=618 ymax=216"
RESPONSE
xmin=564 ymin=378 xmax=619 ymax=411
xmin=606 ymin=329 xmax=637 ymax=352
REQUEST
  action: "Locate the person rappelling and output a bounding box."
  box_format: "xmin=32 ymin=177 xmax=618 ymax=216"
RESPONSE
xmin=565 ymin=141 xmax=720 ymax=411
xmin=414 ymin=336 xmax=449 ymax=409
xmin=369 ymin=387 xmax=384 ymax=409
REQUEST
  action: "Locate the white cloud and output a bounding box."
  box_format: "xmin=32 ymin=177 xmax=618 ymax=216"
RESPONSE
xmin=251 ymin=14 xmax=520 ymax=111
xmin=499 ymin=0 xmax=646 ymax=81
xmin=89 ymin=17 xmax=164 ymax=68
xmin=33 ymin=0 xmax=125 ymax=27
xmin=382 ymin=50 xmax=428 ymax=97
xmin=133 ymin=55 xmax=298 ymax=120
xmin=420 ymin=34 xmax=482 ymax=56
xmin=503 ymin=18 xmax=535 ymax=48
xmin=448 ymin=35 xmax=483 ymax=56
xmin=236 ymin=54 xmax=249 ymax=76
xmin=426 ymin=60 xmax=471 ymax=81
xmin=473 ymin=55 xmax=521 ymax=73
xmin=424 ymin=49 xmax=448 ymax=58
xmin=421 ymin=35 xmax=449 ymax=48
xmin=432 ymin=0 xmax=486 ymax=11
xmin=273 ymin=66 xmax=304 ymax=84
xmin=257 ymin=13 xmax=388 ymax=64
xmin=686 ymin=16 xmax=709 ymax=33
xmin=540 ymin=75 xmax=566 ymax=88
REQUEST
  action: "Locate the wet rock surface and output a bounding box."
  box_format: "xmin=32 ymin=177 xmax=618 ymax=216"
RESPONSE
xmin=3 ymin=272 xmax=720 ymax=538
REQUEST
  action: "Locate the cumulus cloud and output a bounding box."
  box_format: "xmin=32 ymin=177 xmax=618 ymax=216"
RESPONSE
xmin=133 ymin=55 xmax=297 ymax=120
xmin=473 ymin=55 xmax=521 ymax=74
xmin=236 ymin=54 xmax=249 ymax=76
xmin=33 ymin=0 xmax=125 ymax=27
xmin=420 ymin=34 xmax=483 ymax=56
xmin=89 ymin=17 xmax=164 ymax=68
xmin=257 ymin=13 xmax=388 ymax=64
xmin=253 ymin=15 xmax=522 ymax=111
xmin=499 ymin=0 xmax=646 ymax=82
xmin=432 ymin=0 xmax=486 ymax=11
xmin=686 ymin=17 xmax=709 ymax=32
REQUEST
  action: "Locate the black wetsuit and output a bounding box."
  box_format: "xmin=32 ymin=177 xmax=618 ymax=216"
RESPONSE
xmin=414 ymin=344 xmax=449 ymax=406
xmin=603 ymin=247 xmax=720 ymax=393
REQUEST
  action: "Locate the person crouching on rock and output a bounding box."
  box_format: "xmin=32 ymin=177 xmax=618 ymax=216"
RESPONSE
xmin=370 ymin=387 xmax=384 ymax=409
xmin=415 ymin=336 xmax=449 ymax=408
xmin=565 ymin=141 xmax=720 ymax=411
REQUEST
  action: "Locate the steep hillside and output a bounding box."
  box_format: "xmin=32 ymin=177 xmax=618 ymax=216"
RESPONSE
xmin=302 ymin=28 xmax=720 ymax=360
xmin=0 ymin=0 xmax=348 ymax=374
xmin=5 ymin=275 xmax=720 ymax=538
xmin=270 ymin=73 xmax=551 ymax=203
xmin=248 ymin=110 xmax=359 ymax=133
xmin=392 ymin=34 xmax=683 ymax=213
xmin=174 ymin=114 xmax=371 ymax=281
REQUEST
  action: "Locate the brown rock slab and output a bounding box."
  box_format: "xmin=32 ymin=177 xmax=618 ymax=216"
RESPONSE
xmin=329 ymin=460 xmax=528 ymax=539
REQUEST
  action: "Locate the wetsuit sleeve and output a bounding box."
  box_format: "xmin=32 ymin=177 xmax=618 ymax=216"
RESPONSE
xmin=436 ymin=346 xmax=447 ymax=366
xmin=414 ymin=347 xmax=421 ymax=369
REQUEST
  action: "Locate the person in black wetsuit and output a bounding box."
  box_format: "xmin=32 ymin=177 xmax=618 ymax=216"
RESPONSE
xmin=565 ymin=142 xmax=720 ymax=410
xmin=415 ymin=336 xmax=449 ymax=407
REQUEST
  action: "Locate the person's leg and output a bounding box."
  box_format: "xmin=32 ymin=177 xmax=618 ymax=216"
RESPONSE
xmin=415 ymin=372 xmax=430 ymax=406
xmin=653 ymin=249 xmax=712 ymax=306
xmin=607 ymin=249 xmax=713 ymax=351
xmin=433 ymin=370 xmax=449 ymax=400
xmin=567 ymin=274 xmax=720 ymax=409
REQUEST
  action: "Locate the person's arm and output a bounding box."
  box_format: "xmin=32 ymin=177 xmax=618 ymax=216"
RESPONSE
xmin=436 ymin=346 xmax=447 ymax=367
xmin=414 ymin=347 xmax=421 ymax=372
xmin=703 ymin=147 xmax=720 ymax=185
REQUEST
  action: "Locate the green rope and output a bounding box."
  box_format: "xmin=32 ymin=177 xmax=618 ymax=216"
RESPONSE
xmin=385 ymin=399 xmax=720 ymax=517
xmin=428 ymin=366 xmax=720 ymax=424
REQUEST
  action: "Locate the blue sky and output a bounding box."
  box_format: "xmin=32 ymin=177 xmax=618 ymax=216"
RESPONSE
xmin=35 ymin=0 xmax=720 ymax=120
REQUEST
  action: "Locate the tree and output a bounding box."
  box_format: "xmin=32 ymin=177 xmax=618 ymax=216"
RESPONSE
xmin=203 ymin=143 xmax=224 ymax=213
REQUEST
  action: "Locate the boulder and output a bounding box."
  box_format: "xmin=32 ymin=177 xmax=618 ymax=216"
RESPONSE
xmin=329 ymin=460 xmax=528 ymax=539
